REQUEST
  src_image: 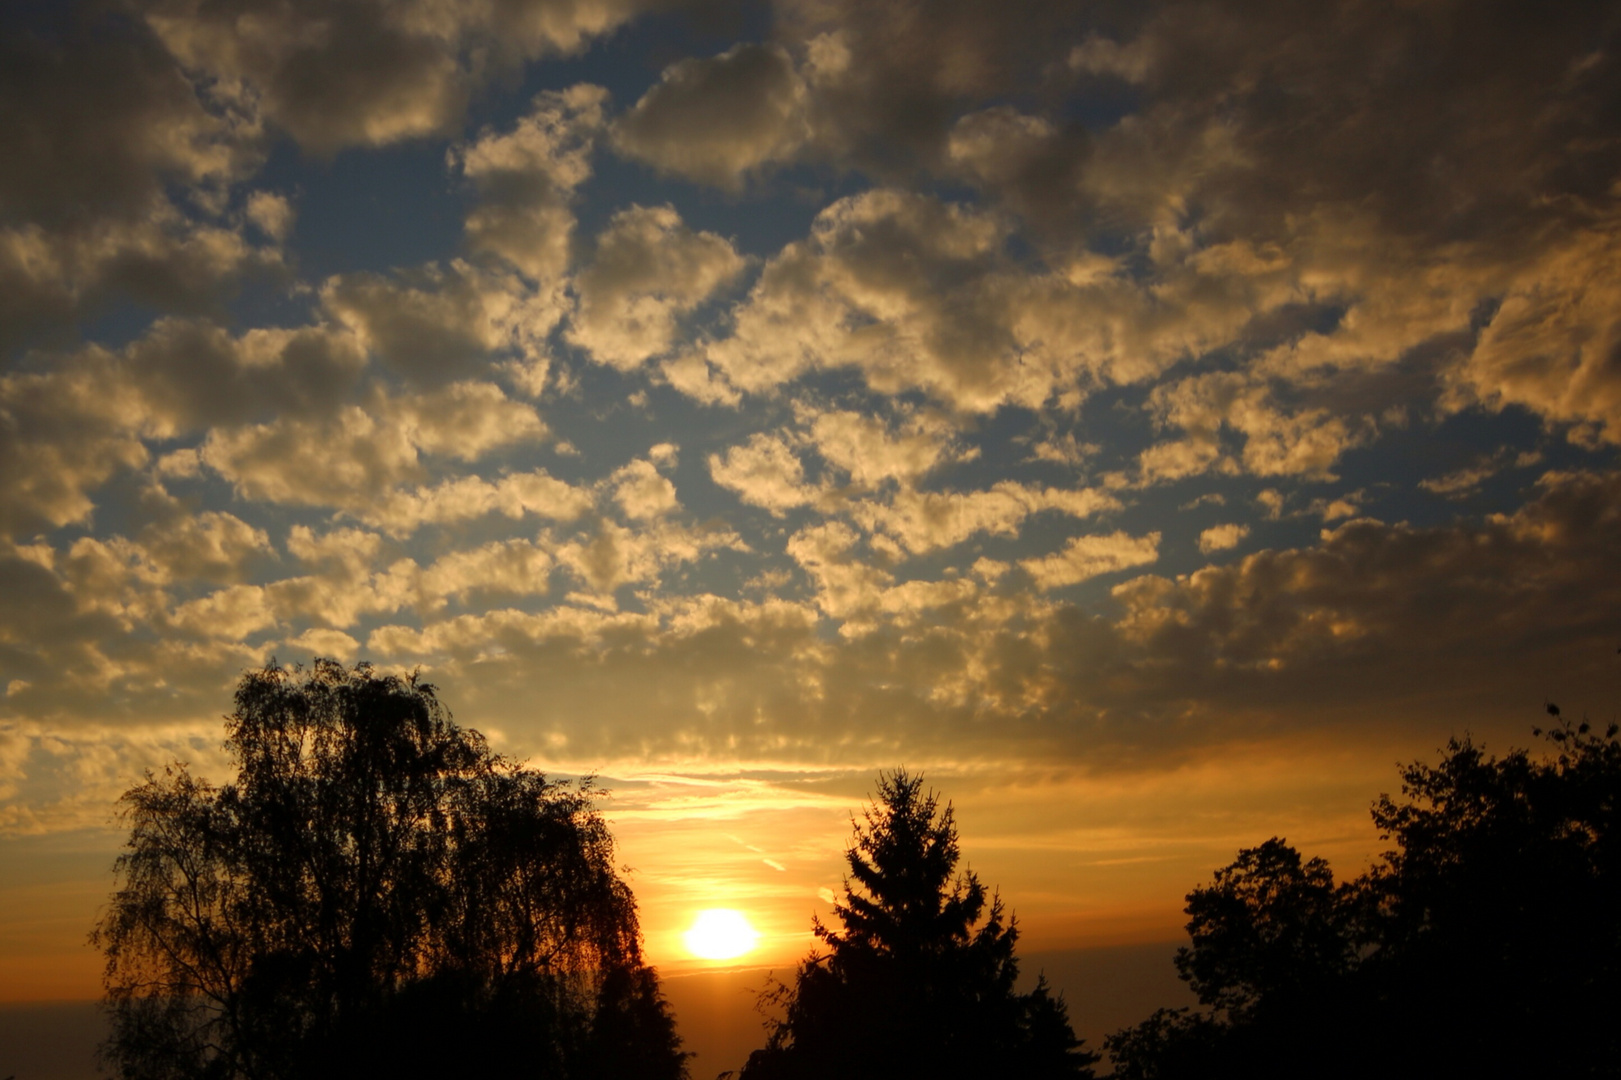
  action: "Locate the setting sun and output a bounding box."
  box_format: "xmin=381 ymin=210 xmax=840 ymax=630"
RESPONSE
xmin=683 ymin=909 xmax=761 ymax=961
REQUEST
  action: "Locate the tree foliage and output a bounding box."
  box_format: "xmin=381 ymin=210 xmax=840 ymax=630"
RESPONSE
xmin=92 ymin=659 xmax=686 ymax=1080
xmin=739 ymin=770 xmax=1096 ymax=1080
xmin=1105 ymin=711 xmax=1621 ymax=1079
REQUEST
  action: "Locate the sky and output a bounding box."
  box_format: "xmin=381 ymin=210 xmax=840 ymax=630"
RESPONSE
xmin=1 ymin=0 xmax=1619 ymax=1030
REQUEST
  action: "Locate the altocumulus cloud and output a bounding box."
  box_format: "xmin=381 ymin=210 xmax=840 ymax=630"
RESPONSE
xmin=0 ymin=0 xmax=1617 ymax=851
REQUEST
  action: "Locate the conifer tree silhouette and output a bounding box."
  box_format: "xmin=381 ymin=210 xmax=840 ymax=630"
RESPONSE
xmin=739 ymin=770 xmax=1095 ymax=1080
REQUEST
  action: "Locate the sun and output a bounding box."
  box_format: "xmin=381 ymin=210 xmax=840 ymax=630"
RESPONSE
xmin=683 ymin=908 xmax=761 ymax=960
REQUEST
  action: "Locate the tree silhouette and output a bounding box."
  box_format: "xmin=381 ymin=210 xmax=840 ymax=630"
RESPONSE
xmin=739 ymin=770 xmax=1096 ymax=1080
xmin=1175 ymin=838 xmax=1355 ymax=1021
xmin=92 ymin=659 xmax=687 ymax=1080
xmin=1105 ymin=711 xmax=1621 ymax=1079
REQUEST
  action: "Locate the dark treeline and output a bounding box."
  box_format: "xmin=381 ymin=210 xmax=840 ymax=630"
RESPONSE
xmin=94 ymin=662 xmax=1621 ymax=1079
xmin=1105 ymin=708 xmax=1621 ymax=1080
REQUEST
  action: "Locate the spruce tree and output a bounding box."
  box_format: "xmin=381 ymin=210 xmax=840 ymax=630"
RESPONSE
xmin=739 ymin=770 xmax=1096 ymax=1080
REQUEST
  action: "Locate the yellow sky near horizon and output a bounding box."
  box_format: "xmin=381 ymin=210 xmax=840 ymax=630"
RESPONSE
xmin=0 ymin=722 xmax=1463 ymax=1006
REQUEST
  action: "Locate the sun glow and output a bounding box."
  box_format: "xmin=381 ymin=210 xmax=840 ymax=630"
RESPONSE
xmin=683 ymin=908 xmax=761 ymax=960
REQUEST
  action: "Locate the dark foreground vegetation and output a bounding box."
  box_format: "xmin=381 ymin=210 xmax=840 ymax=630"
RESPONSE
xmin=1107 ymin=708 xmax=1621 ymax=1080
xmin=94 ymin=661 xmax=1621 ymax=1079
xmin=736 ymin=770 xmax=1096 ymax=1080
xmin=93 ymin=660 xmax=685 ymax=1080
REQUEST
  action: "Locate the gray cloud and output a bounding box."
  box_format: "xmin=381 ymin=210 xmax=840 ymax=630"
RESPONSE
xmin=346 ymin=468 xmax=1621 ymax=768
xmin=567 ymin=204 xmax=746 ymax=369
xmin=0 ymin=319 xmax=364 ymax=535
xmin=322 ymin=261 xmax=562 ymax=386
xmin=142 ymin=0 xmax=645 ymax=154
xmin=456 ymin=85 xmax=608 ymax=283
xmin=613 ymin=42 xmax=808 ymax=188
xmin=0 ymin=17 xmax=275 ymax=352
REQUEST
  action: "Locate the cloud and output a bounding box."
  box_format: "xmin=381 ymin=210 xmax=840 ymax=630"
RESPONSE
xmin=137 ymin=511 xmax=275 ymax=584
xmin=612 ymin=458 xmax=681 ymax=520
xmin=170 ymin=583 xmax=280 ymax=640
xmin=1020 ymin=531 xmax=1161 ymax=589
xmin=284 ymin=627 xmax=361 ymax=661
xmin=1027 ymin=433 xmax=1099 ymax=468
xmin=709 ymin=434 xmax=823 ymax=515
xmin=1140 ymin=372 xmax=1372 ymax=483
xmin=554 ymin=519 xmax=745 ymax=596
xmin=566 ymin=205 xmax=746 ymax=369
xmin=0 ymin=718 xmax=236 ymax=835
xmin=701 ymin=190 xmax=1021 ymax=409
xmin=359 ymin=470 xmax=595 ymax=536
xmin=1449 ymin=228 xmax=1621 ymax=445
xmin=613 ymin=43 xmax=808 ymax=188
xmin=0 ymin=206 xmax=278 ymax=357
xmin=945 ymin=106 xmax=1091 ymax=231
xmin=784 ymin=522 xmax=890 ymax=620
xmin=1109 ymin=470 xmax=1621 ymax=692
xmin=200 ymin=382 xmax=546 ymax=509
xmin=0 ymin=20 xmax=244 ymax=227
xmin=1197 ymin=523 xmax=1249 ymax=554
xmin=456 ymin=84 xmax=609 ymax=282
xmin=803 ymin=407 xmax=974 ymax=487
xmin=166 ymin=535 xmax=559 ymax=640
xmin=244 ymin=192 xmax=294 ymax=242
xmin=415 ymin=539 xmax=556 ymax=609
xmin=8 ymin=469 xmax=1620 ymax=787
xmin=771 ymin=0 xmax=1083 ymax=175
xmin=0 ymin=17 xmax=283 ymax=349
xmin=322 ymin=261 xmax=563 ymax=386
xmin=4 ymin=0 xmax=1621 ymax=858
xmin=404 ymin=473 xmax=1621 ymax=765
xmin=696 ymin=189 xmax=1293 ymax=412
xmin=143 ymin=0 xmax=640 ymax=155
xmin=287 ymin=525 xmax=384 ymax=573
xmin=0 ymin=319 xmax=366 ymax=535
xmin=851 ymin=483 xmax=1120 ymax=555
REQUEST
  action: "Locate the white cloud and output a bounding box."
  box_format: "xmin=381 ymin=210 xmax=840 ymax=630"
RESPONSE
xmin=0 ymin=319 xmax=365 ymax=536
xmin=137 ymin=511 xmax=274 ymax=584
xmin=1449 ymin=229 xmax=1621 ymax=444
xmin=1141 ymin=372 xmax=1371 ymax=483
xmin=696 ymin=189 xmax=1293 ymax=413
xmin=417 ymin=540 xmax=556 ymax=609
xmin=169 ymin=583 xmax=279 ymax=640
xmin=284 ymin=627 xmax=361 ymax=661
